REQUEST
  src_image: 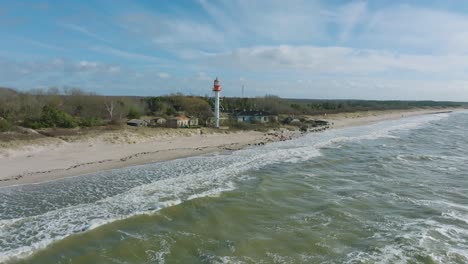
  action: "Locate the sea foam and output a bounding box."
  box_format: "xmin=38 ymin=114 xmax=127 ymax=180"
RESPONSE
xmin=0 ymin=112 xmax=452 ymax=262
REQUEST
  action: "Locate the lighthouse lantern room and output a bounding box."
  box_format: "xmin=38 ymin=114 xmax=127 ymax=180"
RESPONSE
xmin=213 ymin=77 xmax=221 ymax=92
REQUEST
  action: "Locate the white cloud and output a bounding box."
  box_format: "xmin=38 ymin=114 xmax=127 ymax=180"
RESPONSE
xmin=1 ymin=56 xmax=467 ymax=100
xmin=195 ymin=1 xmax=468 ymax=55
xmin=358 ymin=5 xmax=468 ymax=54
xmin=0 ymin=57 xmax=122 ymax=82
xmin=336 ymin=1 xmax=367 ymax=42
xmin=61 ymin=23 xmax=108 ymax=43
xmin=78 ymin=60 xmax=99 ymax=71
xmin=197 ymin=45 xmax=468 ymax=76
xmin=4 ymin=1 xmax=468 ymax=100
xmin=122 ymin=12 xmax=224 ymax=50
xmin=158 ymin=72 xmax=169 ymax=79
xmin=90 ymin=46 xmax=162 ymax=62
xmin=107 ymin=66 xmax=121 ymax=73
xmin=198 ymin=0 xmax=329 ymax=44
xmin=195 ymin=71 xmax=211 ymax=81
xmin=26 ymin=39 xmax=67 ymax=51
xmin=119 ymin=1 xmax=468 ymax=59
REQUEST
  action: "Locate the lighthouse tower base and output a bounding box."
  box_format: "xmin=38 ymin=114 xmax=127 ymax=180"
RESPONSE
xmin=214 ymin=91 xmax=220 ymax=128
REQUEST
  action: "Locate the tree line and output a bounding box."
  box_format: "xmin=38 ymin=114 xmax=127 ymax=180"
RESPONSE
xmin=0 ymin=87 xmax=214 ymax=131
xmin=0 ymin=87 xmax=465 ymax=132
xmin=222 ymin=95 xmax=464 ymax=115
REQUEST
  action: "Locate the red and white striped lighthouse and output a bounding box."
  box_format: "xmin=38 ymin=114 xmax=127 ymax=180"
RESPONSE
xmin=213 ymin=77 xmax=221 ymax=128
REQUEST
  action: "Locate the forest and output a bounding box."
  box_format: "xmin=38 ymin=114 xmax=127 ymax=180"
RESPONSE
xmin=0 ymin=87 xmax=465 ymax=132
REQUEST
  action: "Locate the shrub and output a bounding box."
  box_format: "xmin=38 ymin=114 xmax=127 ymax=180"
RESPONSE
xmin=127 ymin=107 xmax=142 ymax=119
xmin=79 ymin=117 xmax=103 ymax=127
xmin=40 ymin=105 xmax=78 ymax=128
xmin=23 ymin=105 xmax=78 ymax=129
xmin=0 ymin=119 xmax=13 ymax=132
xmin=22 ymin=117 xmax=41 ymax=129
xmin=165 ymin=107 xmax=177 ymax=116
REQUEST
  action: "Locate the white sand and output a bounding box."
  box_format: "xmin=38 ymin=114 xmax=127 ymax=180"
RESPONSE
xmin=0 ymin=108 xmax=457 ymax=187
xmin=324 ymin=108 xmax=454 ymax=128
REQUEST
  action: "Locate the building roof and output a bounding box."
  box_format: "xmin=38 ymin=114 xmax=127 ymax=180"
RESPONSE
xmin=171 ymin=115 xmax=190 ymax=121
xmin=127 ymin=119 xmax=147 ymax=124
xmin=235 ymin=110 xmax=273 ymax=116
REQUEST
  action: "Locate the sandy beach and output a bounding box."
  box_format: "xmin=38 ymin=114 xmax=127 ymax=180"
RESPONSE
xmin=0 ymin=108 xmax=457 ymax=187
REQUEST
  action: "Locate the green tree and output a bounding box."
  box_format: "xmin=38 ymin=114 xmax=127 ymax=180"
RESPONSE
xmin=38 ymin=105 xmax=78 ymax=128
xmin=127 ymin=107 xmax=142 ymax=119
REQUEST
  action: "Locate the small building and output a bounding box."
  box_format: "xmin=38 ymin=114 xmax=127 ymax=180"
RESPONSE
xmin=283 ymin=116 xmax=300 ymax=124
xmin=167 ymin=115 xmax=190 ymax=128
xmin=127 ymin=119 xmax=148 ymax=127
xmin=150 ymin=117 xmax=166 ymax=127
xmin=189 ymin=117 xmax=199 ymax=127
xmin=235 ymin=110 xmax=275 ymax=123
xmin=290 ymin=118 xmax=301 ymax=125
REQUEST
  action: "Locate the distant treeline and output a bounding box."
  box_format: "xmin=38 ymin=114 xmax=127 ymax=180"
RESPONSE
xmin=0 ymin=87 xmax=465 ymax=131
xmin=222 ymin=95 xmax=465 ymax=115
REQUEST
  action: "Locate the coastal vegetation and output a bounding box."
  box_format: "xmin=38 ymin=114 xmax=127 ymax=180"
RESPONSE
xmin=0 ymin=87 xmax=465 ymax=133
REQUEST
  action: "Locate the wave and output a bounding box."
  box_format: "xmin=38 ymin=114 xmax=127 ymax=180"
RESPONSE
xmin=0 ymin=142 xmax=324 ymax=261
xmin=344 ymin=216 xmax=468 ymax=263
xmin=0 ymin=111 xmax=453 ymax=262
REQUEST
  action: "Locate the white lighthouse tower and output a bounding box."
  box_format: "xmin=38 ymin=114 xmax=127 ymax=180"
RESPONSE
xmin=213 ymin=77 xmax=221 ymax=128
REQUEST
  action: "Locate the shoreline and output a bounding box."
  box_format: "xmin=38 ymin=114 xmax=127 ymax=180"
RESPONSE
xmin=0 ymin=108 xmax=460 ymax=187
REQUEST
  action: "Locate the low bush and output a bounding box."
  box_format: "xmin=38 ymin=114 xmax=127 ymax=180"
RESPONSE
xmin=41 ymin=105 xmax=78 ymax=128
xmin=0 ymin=119 xmax=13 ymax=132
xmin=127 ymin=107 xmax=142 ymax=119
xmin=23 ymin=105 xmax=78 ymax=129
xmin=79 ymin=117 xmax=103 ymax=127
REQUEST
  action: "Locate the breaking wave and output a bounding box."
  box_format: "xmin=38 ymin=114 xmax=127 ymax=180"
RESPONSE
xmin=0 ymin=112 xmax=453 ymax=262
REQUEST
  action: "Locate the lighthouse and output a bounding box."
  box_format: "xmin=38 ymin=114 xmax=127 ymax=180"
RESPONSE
xmin=213 ymin=77 xmax=221 ymax=128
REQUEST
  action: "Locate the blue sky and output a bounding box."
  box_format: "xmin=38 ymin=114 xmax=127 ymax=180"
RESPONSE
xmin=1 ymin=0 xmax=468 ymax=100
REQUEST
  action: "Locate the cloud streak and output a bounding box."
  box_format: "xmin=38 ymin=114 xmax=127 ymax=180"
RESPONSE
xmin=61 ymin=23 xmax=109 ymax=43
xmin=197 ymin=45 xmax=468 ymax=77
xmin=90 ymin=46 xmax=163 ymax=63
xmin=357 ymin=5 xmax=468 ymax=54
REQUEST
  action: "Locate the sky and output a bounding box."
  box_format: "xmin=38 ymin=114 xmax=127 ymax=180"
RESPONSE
xmin=1 ymin=0 xmax=468 ymax=100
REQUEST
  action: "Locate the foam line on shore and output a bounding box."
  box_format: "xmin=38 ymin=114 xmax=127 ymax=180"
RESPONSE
xmin=0 ymin=111 xmax=452 ymax=262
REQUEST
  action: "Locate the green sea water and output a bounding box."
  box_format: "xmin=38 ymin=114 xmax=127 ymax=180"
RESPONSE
xmin=1 ymin=112 xmax=467 ymax=263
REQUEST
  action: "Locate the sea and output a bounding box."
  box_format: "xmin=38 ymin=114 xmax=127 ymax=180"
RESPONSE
xmin=0 ymin=111 xmax=467 ymax=264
